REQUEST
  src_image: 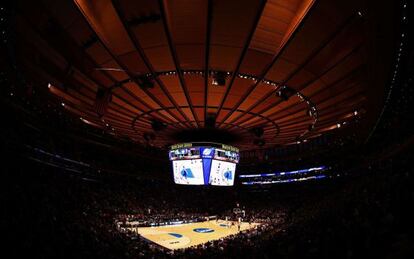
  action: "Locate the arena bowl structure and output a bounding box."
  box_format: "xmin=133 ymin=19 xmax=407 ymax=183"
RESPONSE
xmin=1 ymin=0 xmax=412 ymax=258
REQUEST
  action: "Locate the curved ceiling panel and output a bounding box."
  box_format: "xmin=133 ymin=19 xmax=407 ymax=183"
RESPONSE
xmin=14 ymin=0 xmax=395 ymax=150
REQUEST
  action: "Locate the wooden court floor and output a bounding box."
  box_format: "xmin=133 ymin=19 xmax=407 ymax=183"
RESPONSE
xmin=134 ymin=220 xmax=259 ymax=250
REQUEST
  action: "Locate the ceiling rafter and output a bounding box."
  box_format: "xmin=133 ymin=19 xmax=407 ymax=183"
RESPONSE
xmin=280 ymin=103 xmax=363 ymax=137
xmin=229 ymin=58 xmax=363 ymax=130
xmin=203 ymin=0 xmax=212 ymax=125
xmin=208 ymin=106 xmax=279 ymax=133
xmin=308 ymin=106 xmax=364 ymax=131
xmin=132 ymin=105 xmax=279 ymax=136
xmin=165 ymin=120 xmax=253 ymax=133
xmin=221 ymin=11 xmax=359 ymax=128
xmin=215 ymin=0 xmax=317 ymax=128
xmin=262 ymin=70 xmax=364 ymax=125
xmin=225 ymin=26 xmax=363 ymax=130
xmin=255 ymin=94 xmax=354 ymax=129
xmin=281 ymin=15 xmax=359 ymax=84
xmin=41 ymin=3 xmax=183 ymax=129
xmin=315 ymin=105 xmax=364 ymax=126
xmin=238 ymin=77 xmax=364 ymax=137
xmin=214 ymin=0 xmax=268 ymax=122
xmin=111 ymin=0 xmax=194 ymax=129
xmin=116 ymin=84 xmax=184 ymax=129
xmin=158 ymin=0 xmax=201 ymax=128
xmin=73 ymin=0 xmax=190 ymax=130
xmin=277 ymin=94 xmax=364 ymax=129
xmin=14 ymin=0 xmax=386 ymax=150
xmin=16 ymin=10 xmax=179 ymax=130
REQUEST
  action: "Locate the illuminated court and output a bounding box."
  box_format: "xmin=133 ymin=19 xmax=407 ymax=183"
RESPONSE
xmin=135 ymin=220 xmax=259 ymax=250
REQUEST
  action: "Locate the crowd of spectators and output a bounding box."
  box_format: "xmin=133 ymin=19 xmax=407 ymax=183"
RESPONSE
xmin=2 ymin=141 xmax=413 ymax=258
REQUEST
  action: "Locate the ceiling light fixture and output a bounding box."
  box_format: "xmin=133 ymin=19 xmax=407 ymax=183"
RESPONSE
xmin=212 ymin=71 xmax=226 ymax=86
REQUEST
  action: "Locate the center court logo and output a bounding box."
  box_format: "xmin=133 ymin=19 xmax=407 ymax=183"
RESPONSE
xmin=193 ymin=228 xmax=215 ymax=233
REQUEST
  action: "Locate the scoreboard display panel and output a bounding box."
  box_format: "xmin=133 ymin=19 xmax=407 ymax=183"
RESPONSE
xmin=172 ymin=159 xmax=204 ymax=185
xmin=169 ymin=143 xmax=239 ymax=186
xmin=209 ymin=160 xmax=236 ymax=186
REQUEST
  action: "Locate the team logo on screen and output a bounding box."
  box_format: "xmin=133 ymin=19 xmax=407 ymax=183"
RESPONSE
xmin=202 ymin=148 xmax=213 ymax=156
xmin=193 ymin=228 xmax=215 ymax=233
xmin=180 ymin=168 xmax=194 ymax=178
xmin=223 ymin=170 xmax=233 ymax=180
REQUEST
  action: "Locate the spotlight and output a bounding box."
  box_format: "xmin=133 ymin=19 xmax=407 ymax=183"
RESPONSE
xmin=250 ymin=127 xmax=264 ymax=138
xmin=151 ymin=120 xmax=167 ymax=131
xmin=276 ymin=86 xmax=294 ymax=101
xmin=212 ymin=71 xmax=226 ymax=86
xmin=205 ymin=113 xmax=216 ymax=128
xmin=138 ymin=75 xmax=154 ymax=89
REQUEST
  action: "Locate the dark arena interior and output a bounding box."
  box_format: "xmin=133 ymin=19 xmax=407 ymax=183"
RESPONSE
xmin=1 ymin=0 xmax=413 ymax=258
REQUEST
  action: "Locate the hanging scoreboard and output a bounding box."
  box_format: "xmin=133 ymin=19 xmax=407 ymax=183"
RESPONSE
xmin=169 ymin=143 xmax=239 ymax=186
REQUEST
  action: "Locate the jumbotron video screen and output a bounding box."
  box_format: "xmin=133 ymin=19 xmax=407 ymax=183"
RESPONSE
xmin=172 ymin=159 xmax=204 ymax=185
xmin=209 ymin=160 xmax=236 ymax=186
xmin=169 ymin=143 xmax=239 ymax=186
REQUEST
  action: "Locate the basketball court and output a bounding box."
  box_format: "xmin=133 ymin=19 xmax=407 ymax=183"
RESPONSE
xmin=133 ymin=220 xmax=259 ymax=250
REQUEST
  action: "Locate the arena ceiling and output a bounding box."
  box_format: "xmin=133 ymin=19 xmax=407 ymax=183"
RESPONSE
xmin=14 ymin=0 xmax=395 ymax=150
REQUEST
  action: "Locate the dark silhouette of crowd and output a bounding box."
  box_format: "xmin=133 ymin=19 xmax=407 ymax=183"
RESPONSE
xmin=2 ymin=141 xmax=413 ymax=258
